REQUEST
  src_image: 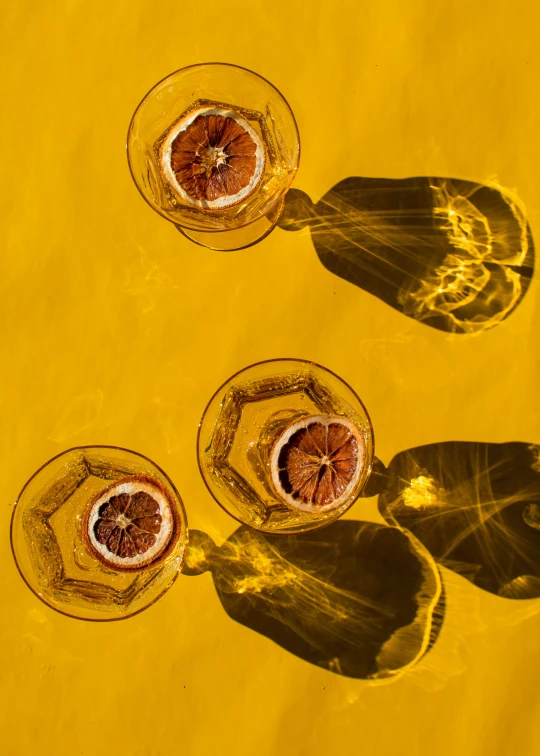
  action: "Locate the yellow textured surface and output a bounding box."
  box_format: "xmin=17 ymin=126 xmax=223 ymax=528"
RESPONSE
xmin=2 ymin=1 xmax=540 ymax=754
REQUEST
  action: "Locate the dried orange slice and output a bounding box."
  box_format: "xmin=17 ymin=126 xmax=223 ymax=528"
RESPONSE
xmin=270 ymin=415 xmax=366 ymax=513
xmin=82 ymin=475 xmax=180 ymax=573
xmin=159 ymin=105 xmax=266 ymax=209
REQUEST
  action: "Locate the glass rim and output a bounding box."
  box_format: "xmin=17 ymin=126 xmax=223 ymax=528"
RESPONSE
xmin=178 ymin=197 xmax=285 ymax=252
xmin=196 ymin=357 xmax=376 ymax=535
xmin=10 ymin=444 xmax=189 ymax=623
xmin=126 ymin=61 xmax=301 ymax=234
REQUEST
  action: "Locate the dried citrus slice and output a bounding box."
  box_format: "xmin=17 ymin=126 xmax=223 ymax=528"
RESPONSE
xmin=270 ymin=415 xmax=366 ymax=513
xmin=82 ymin=475 xmax=180 ymax=573
xmin=159 ymin=105 xmax=266 ymax=209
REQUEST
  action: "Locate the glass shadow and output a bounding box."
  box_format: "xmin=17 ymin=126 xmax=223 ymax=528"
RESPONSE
xmin=278 ymin=177 xmax=534 ymax=334
xmin=183 ymin=440 xmax=540 ymax=678
xmin=183 ymin=522 xmax=443 ymax=680
xmin=376 ymin=441 xmax=540 ymax=598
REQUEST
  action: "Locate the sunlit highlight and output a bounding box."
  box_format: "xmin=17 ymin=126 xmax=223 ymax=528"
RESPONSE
xmin=402 ymin=475 xmax=446 ymax=510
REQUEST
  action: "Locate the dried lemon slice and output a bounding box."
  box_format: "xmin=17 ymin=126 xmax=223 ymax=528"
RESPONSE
xmin=159 ymin=105 xmax=266 ymax=209
xmin=82 ymin=475 xmax=180 ymax=573
xmin=270 ymin=415 xmax=366 ymax=513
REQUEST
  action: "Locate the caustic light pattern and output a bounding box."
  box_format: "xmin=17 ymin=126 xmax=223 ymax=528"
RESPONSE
xmin=379 ymin=442 xmax=540 ymax=599
xmin=184 ymin=439 xmax=540 ymax=679
xmin=279 ymin=177 xmax=533 ymax=334
xmin=183 ymin=524 xmax=443 ymax=680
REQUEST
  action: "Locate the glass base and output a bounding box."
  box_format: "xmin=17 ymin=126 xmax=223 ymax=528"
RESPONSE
xmin=198 ymin=358 xmax=374 ymax=534
xmin=176 ymin=199 xmax=284 ymax=251
xmin=11 ymin=446 xmax=188 ymax=621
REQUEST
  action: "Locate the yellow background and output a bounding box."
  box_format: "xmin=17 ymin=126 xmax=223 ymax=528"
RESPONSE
xmin=2 ymin=1 xmax=540 ymax=754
